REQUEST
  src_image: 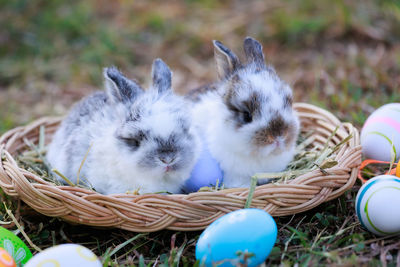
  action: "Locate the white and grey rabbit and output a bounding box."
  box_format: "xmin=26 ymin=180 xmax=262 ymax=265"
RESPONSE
xmin=188 ymin=37 xmax=300 ymax=188
xmin=47 ymin=59 xmax=200 ymax=194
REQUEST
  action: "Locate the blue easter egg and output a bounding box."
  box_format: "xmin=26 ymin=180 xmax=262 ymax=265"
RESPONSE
xmin=184 ymin=141 xmax=223 ymax=193
xmin=196 ymin=209 xmax=277 ymax=267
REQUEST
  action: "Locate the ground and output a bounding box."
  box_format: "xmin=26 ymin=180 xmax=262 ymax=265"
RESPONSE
xmin=0 ymin=0 xmax=400 ymax=266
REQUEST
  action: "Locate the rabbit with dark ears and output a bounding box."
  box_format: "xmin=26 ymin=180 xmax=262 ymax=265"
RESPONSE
xmin=47 ymin=59 xmax=200 ymax=194
xmin=188 ymin=37 xmax=300 ymax=188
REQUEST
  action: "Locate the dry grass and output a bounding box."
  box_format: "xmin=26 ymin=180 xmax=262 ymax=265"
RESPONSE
xmin=14 ymin=128 xmax=349 ymax=194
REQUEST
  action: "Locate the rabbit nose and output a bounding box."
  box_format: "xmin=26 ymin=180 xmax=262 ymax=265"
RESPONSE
xmin=254 ymin=128 xmax=275 ymax=146
xmin=275 ymin=140 xmax=282 ymax=148
xmin=276 ymin=138 xmax=284 ymax=147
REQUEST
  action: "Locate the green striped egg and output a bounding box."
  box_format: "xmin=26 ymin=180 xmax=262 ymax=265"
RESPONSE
xmin=355 ymin=175 xmax=400 ymax=236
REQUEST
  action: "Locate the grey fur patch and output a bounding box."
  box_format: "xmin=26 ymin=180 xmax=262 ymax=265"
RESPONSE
xmin=253 ymin=114 xmax=290 ymax=146
xmin=243 ymin=37 xmax=265 ymax=66
xmin=155 ymin=135 xmax=179 ymax=155
xmin=53 ymin=92 xmax=110 ymax=182
xmin=283 ymin=94 xmax=293 ymax=109
xmin=268 ymin=115 xmax=288 ymax=137
xmin=177 ymin=118 xmax=190 ymax=134
xmin=128 ymin=107 xmax=142 ymax=122
xmin=152 ymin=58 xmax=172 ymax=94
xmin=63 ymin=92 xmax=108 ymax=137
xmin=137 ymin=132 xmax=195 ymax=171
xmin=64 ymin=139 xmax=77 ymax=179
xmin=242 ymin=92 xmax=262 ymax=118
xmin=118 ymin=130 xmax=147 ymax=152
xmin=186 ymin=83 xmax=217 ymax=102
xmin=105 ymin=66 xmax=143 ymax=103
xmin=213 ymin=40 xmax=241 ymax=79
xmin=224 ymin=87 xmax=264 ymax=127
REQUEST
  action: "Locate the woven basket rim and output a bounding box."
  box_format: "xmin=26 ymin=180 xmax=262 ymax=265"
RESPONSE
xmin=0 ymin=102 xmax=362 ymax=232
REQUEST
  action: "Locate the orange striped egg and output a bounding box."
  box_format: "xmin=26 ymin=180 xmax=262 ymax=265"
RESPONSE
xmin=361 ymin=103 xmax=400 ymax=161
xmin=0 ymin=248 xmax=16 ymax=267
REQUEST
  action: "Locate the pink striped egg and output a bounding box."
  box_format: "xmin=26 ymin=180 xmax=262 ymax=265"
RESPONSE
xmin=361 ymin=103 xmax=400 ymax=161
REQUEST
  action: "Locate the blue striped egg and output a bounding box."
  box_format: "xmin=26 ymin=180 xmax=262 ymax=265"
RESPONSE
xmin=361 ymin=103 xmax=400 ymax=161
xmin=355 ymin=175 xmax=400 ymax=236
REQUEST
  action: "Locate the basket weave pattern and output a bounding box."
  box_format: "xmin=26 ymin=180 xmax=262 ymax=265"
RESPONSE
xmin=0 ymin=103 xmax=361 ymax=232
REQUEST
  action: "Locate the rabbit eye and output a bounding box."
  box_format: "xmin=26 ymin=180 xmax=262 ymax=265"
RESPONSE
xmin=120 ymin=137 xmax=141 ymax=148
xmin=242 ymin=111 xmax=252 ymax=123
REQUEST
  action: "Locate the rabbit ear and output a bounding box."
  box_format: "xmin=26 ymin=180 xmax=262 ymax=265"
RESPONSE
xmin=104 ymin=66 xmax=143 ymax=104
xmin=243 ymin=37 xmax=265 ymax=66
xmin=151 ymin=58 xmax=172 ymax=94
xmin=213 ymin=40 xmax=240 ymax=79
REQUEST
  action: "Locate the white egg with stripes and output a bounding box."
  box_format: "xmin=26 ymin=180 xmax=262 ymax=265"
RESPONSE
xmin=355 ymin=175 xmax=400 ymax=236
xmin=361 ymin=103 xmax=400 ymax=161
xmin=24 ymin=244 xmax=101 ymax=267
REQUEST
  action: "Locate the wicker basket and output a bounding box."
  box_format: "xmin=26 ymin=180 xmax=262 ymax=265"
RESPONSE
xmin=0 ymin=103 xmax=361 ymax=232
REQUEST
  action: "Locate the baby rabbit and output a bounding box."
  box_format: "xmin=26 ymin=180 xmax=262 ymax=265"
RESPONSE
xmin=47 ymin=59 xmax=200 ymax=194
xmin=188 ymin=37 xmax=300 ymax=188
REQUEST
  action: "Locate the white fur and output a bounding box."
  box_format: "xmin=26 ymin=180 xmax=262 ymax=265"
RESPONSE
xmin=85 ymin=116 xmax=200 ymax=194
xmin=191 ymin=66 xmax=300 ymax=188
xmin=47 ymin=65 xmax=201 ymax=195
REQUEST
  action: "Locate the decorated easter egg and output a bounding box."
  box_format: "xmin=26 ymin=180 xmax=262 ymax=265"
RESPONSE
xmin=0 ymin=227 xmax=32 ymax=266
xmin=355 ymin=175 xmax=400 ymax=236
xmin=0 ymin=248 xmax=16 ymax=267
xmin=361 ymin=103 xmax=400 ymax=161
xmin=25 ymin=244 xmax=101 ymax=267
xmin=196 ymin=209 xmax=277 ymax=267
xmin=184 ymin=141 xmax=223 ymax=193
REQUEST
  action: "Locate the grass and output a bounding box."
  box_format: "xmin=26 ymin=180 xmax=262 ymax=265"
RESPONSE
xmin=1 ymin=0 xmax=400 ymax=266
